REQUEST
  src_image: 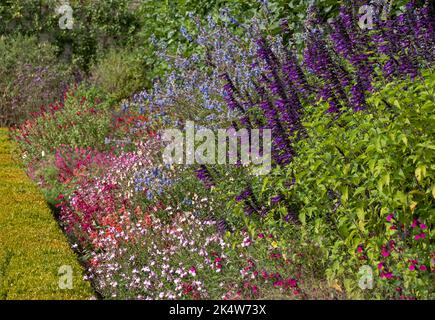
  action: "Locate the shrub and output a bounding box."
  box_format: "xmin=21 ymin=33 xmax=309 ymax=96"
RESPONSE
xmin=258 ymin=71 xmax=434 ymax=299
xmin=0 ymin=35 xmax=73 ymax=126
xmin=0 ymin=0 xmax=140 ymax=72
xmin=90 ymin=47 xmax=149 ymax=101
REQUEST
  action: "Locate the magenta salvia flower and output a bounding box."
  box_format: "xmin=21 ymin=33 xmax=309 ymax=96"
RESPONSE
xmin=380 ymin=271 xmax=394 ymax=279
xmin=415 ymin=233 xmax=426 ymax=240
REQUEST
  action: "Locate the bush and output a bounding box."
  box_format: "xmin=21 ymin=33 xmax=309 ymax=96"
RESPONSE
xmin=0 ymin=0 xmax=140 ymax=72
xmin=0 ymin=35 xmax=73 ymax=126
xmin=259 ymin=72 xmax=434 ymax=299
xmin=90 ymin=47 xmax=148 ymax=101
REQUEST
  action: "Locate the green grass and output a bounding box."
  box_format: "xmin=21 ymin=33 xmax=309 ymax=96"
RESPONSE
xmin=0 ymin=128 xmax=94 ymax=300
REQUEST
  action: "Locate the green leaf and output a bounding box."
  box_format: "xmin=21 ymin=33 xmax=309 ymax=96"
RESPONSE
xmin=415 ymin=165 xmax=426 ymax=183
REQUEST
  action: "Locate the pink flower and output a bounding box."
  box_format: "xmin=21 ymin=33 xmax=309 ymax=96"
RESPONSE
xmin=411 ymin=219 xmax=418 ymax=228
xmin=386 ymin=214 xmax=394 ymax=222
xmin=189 ymin=266 xmax=197 ymax=277
xmin=251 ymin=285 xmax=259 ymax=295
xmin=286 ymin=278 xmax=298 ymax=288
xmin=273 ymin=280 xmax=284 ymax=287
xmin=377 ymin=262 xmax=384 ymax=270
xmin=257 ymin=233 xmax=265 ymax=239
xmin=414 ymin=233 xmax=426 ymax=240
xmin=381 ymin=249 xmax=390 ymax=257
xmin=409 ymin=264 xmax=416 ymax=271
xmin=419 ymin=265 xmax=427 ymax=271
xmin=380 ymin=271 xmax=393 ymax=279
xmin=419 ymin=223 xmax=427 ymax=229
xmin=357 ymin=245 xmax=364 ymax=253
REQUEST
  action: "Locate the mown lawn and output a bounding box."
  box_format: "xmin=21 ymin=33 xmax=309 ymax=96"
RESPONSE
xmin=0 ymin=128 xmax=94 ymax=300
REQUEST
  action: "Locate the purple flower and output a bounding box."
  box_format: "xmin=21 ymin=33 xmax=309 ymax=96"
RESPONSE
xmin=196 ymin=165 xmax=214 ymax=188
xmin=271 ymin=195 xmax=281 ymax=204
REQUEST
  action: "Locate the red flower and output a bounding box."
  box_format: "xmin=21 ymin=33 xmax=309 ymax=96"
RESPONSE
xmin=251 ymin=285 xmax=259 ymax=295
xmin=273 ymin=280 xmax=284 ymax=287
xmin=286 ymin=278 xmax=298 ymax=288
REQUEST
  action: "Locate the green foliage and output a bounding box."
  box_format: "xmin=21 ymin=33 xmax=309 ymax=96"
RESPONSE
xmin=0 ymin=0 xmax=140 ymax=71
xmin=90 ymin=47 xmax=149 ymax=101
xmin=0 ymin=35 xmax=73 ymax=126
xmin=256 ymin=71 xmax=435 ymax=299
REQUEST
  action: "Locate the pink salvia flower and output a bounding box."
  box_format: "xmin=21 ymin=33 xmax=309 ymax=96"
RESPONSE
xmin=189 ymin=266 xmax=197 ymax=277
xmin=381 ymin=249 xmax=390 ymax=257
